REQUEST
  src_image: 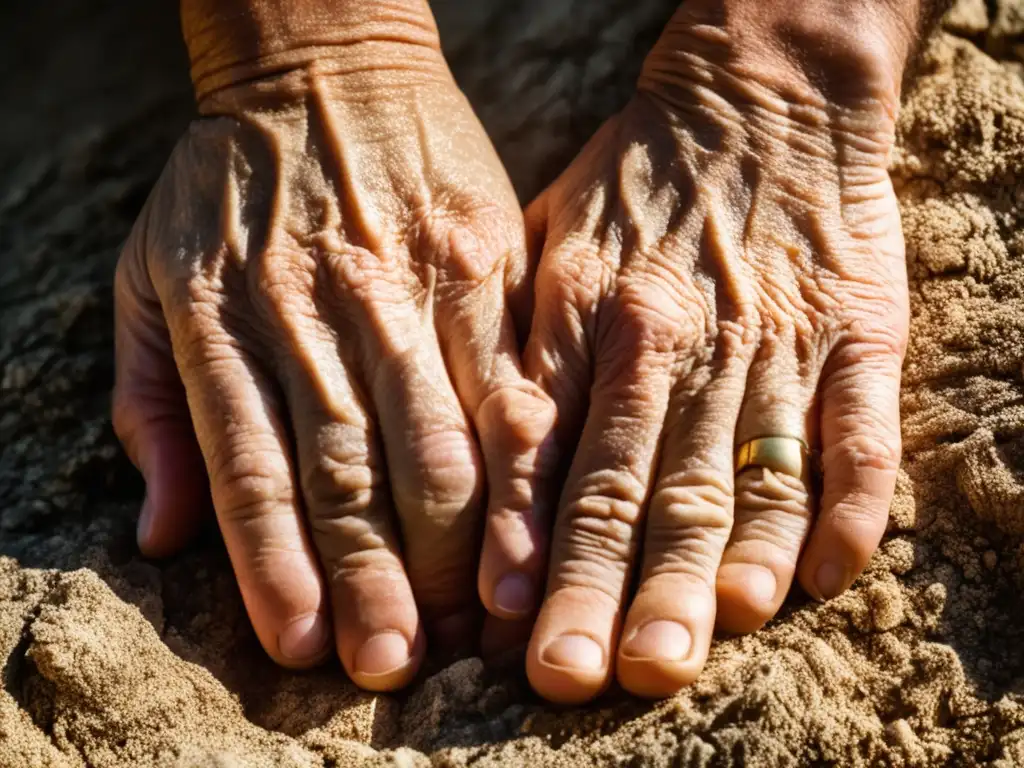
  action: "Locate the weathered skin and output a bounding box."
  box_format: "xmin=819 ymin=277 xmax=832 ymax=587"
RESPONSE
xmin=112 ymin=0 xmax=947 ymax=701
xmin=517 ymin=1 xmax=918 ymax=703
xmin=114 ymin=0 xmax=556 ymax=691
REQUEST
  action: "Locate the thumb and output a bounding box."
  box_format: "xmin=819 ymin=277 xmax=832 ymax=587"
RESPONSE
xmin=112 ymin=236 xmax=209 ymax=558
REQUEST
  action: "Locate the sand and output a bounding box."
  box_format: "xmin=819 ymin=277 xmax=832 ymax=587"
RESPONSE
xmin=4 ymin=0 xmax=1024 ymax=765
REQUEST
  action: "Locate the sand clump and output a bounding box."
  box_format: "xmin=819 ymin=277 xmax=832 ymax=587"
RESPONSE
xmin=6 ymin=0 xmax=1024 ymax=765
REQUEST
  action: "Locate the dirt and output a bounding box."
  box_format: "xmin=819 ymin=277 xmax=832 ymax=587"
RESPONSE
xmin=4 ymin=0 xmax=1024 ymax=765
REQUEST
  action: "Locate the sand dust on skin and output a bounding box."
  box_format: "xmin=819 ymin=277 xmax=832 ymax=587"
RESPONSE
xmin=5 ymin=0 xmax=1024 ymax=765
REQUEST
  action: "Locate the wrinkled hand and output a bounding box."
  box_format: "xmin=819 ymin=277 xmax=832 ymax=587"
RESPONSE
xmin=112 ymin=36 xmax=553 ymax=689
xmin=487 ymin=4 xmax=913 ymax=702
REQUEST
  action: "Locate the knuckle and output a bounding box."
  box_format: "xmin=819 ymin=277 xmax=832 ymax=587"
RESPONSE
xmin=732 ymin=476 xmax=812 ymax=551
xmin=556 ymin=469 xmax=648 ymax=565
xmin=826 ymin=431 xmax=901 ymax=479
xmin=176 ymin=333 xmax=242 ymax=381
xmin=537 ymin=247 xmax=599 ymax=315
xmin=320 ymin=242 xmax=397 ymax=297
xmin=553 ymin=527 xmax=633 ymax=603
xmin=836 ymin=319 xmax=907 ymax=364
xmin=250 ymin=251 xmax=313 ymax=316
xmin=734 ymin=471 xmax=810 ymax=521
xmin=209 ymin=439 xmax=294 ymax=523
xmin=568 ymin=468 xmax=648 ymax=523
xmin=179 ymin=269 xmax=223 ymax=310
xmin=650 ymin=467 xmax=733 ymax=530
xmin=604 ymin=285 xmax=688 ymax=357
xmin=323 ymin=548 xmax=406 ymax=592
xmin=717 ymin=302 xmax=761 ymax=353
xmin=165 ymin=286 xmax=234 ymax=365
xmin=301 ymin=434 xmax=383 ymax=523
xmin=304 ymin=449 xmax=394 ymax=569
xmin=642 ymin=468 xmax=735 ymax=583
xmin=643 ymin=536 xmax=723 ymax=585
xmin=419 ymin=427 xmax=481 ymax=494
xmin=488 ymin=478 xmax=540 ymax=534
xmin=424 ymin=209 xmax=522 ymax=286
xmin=560 ymin=502 xmax=636 ymax=558
xmin=476 ymin=384 xmax=557 ymax=455
xmin=392 ymin=425 xmax=482 ymax=515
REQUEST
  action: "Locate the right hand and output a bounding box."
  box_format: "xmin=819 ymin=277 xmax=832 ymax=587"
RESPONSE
xmin=112 ymin=12 xmax=555 ymax=691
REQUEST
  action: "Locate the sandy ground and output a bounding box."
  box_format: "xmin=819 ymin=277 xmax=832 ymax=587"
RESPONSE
xmin=4 ymin=0 xmax=1024 ymax=765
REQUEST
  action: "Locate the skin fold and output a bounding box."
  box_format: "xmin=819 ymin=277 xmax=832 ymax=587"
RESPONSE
xmin=113 ymin=0 xmax=949 ymax=701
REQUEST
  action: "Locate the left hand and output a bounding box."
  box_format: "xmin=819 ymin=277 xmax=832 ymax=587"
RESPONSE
xmin=478 ymin=0 xmax=918 ymax=702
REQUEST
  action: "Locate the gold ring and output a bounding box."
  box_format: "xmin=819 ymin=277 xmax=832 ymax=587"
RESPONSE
xmin=735 ymin=436 xmax=809 ymax=479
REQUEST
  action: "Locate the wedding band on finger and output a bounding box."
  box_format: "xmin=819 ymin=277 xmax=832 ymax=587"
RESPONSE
xmin=734 ymin=436 xmax=811 ymax=480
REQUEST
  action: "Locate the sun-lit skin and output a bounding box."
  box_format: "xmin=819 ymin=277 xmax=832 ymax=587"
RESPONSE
xmin=115 ymin=0 xmax=556 ymax=691
xmin=114 ymin=0 xmax=948 ymax=701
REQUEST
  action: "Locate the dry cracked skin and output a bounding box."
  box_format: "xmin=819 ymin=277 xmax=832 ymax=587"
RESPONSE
xmin=5 ymin=0 xmax=1024 ymax=765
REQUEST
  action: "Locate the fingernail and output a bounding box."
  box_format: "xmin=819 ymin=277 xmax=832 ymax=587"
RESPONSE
xmin=541 ymin=634 xmax=604 ymax=671
xmin=745 ymin=564 xmax=778 ymax=606
xmin=137 ymin=494 xmax=153 ymax=548
xmin=493 ymin=573 xmax=535 ymax=616
xmin=355 ymin=631 xmax=411 ymax=677
xmin=279 ymin=613 xmax=329 ymax=661
xmin=620 ymin=621 xmax=692 ymax=662
xmin=815 ymin=562 xmax=846 ymax=600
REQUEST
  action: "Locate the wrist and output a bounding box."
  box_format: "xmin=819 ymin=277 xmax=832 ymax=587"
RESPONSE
xmin=181 ymin=0 xmax=446 ymax=108
xmin=640 ymin=0 xmax=918 ymax=124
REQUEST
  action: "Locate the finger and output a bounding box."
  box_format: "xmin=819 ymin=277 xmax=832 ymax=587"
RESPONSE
xmin=167 ymin=307 xmax=329 ymax=669
xmin=797 ymin=334 xmax=903 ymax=601
xmin=112 ymin=247 xmax=208 ymax=559
xmin=521 ymin=222 xmax=595 ymax=445
xmin=526 ymin=297 xmax=678 ymax=705
xmin=487 ymin=248 xmax=596 ymax=614
xmin=277 ymin=319 xmax=424 ymax=690
xmin=716 ymin=329 xmax=817 ymax=634
xmin=357 ymin=284 xmax=486 ymax=647
xmin=615 ymin=348 xmax=750 ymax=699
xmin=433 ymin=229 xmax=557 ymax=622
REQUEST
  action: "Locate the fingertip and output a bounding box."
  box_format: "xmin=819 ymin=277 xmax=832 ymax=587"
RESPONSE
xmin=527 ymin=632 xmax=609 ymax=705
xmin=348 ymin=627 xmax=425 ymax=693
xmin=614 ymin=582 xmax=714 ymax=700
xmin=478 ymin=523 xmax=543 ymax=620
xmin=323 ymin=540 xmax=425 ymax=692
xmin=812 ymin=560 xmax=848 ymax=601
xmin=797 ymin=505 xmax=882 ymax=602
xmin=715 ymin=562 xmax=780 ymax=634
xmin=808 ymin=340 xmax=904 ymax=602
xmin=493 ymin=572 xmax=537 ymax=617
xmin=277 ymin=612 xmax=332 ymax=668
xmin=617 ymin=619 xmax=699 ymax=699
xmin=524 ymin=587 xmax=617 ymax=705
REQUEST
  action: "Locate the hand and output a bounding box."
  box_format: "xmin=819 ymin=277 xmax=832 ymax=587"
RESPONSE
xmin=112 ymin=2 xmax=554 ymax=691
xmin=498 ymin=1 xmax=918 ymax=702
